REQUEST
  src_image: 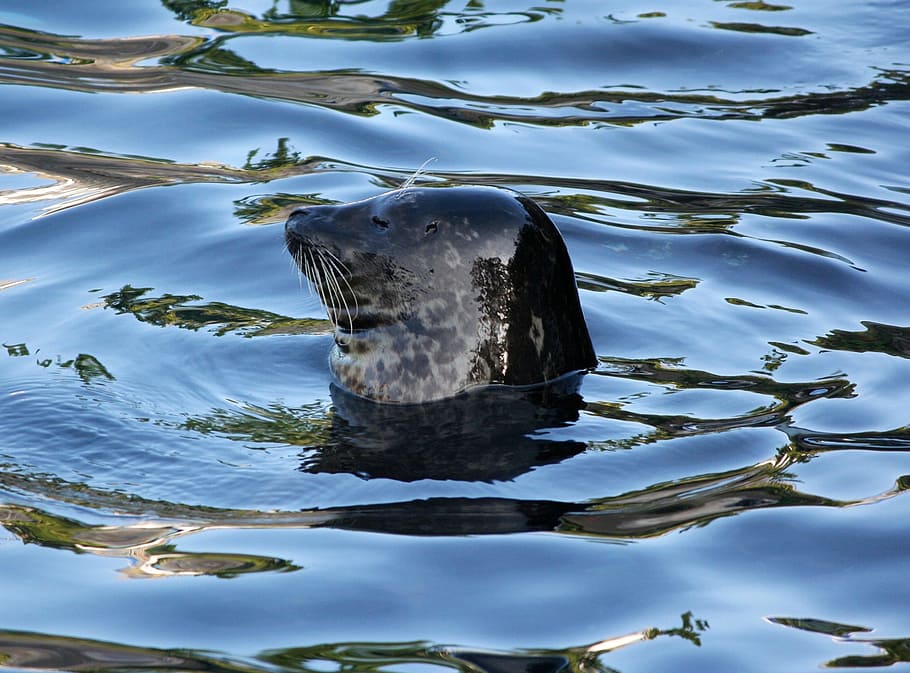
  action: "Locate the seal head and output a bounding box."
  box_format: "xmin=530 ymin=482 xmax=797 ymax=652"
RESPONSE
xmin=285 ymin=185 xmax=595 ymax=404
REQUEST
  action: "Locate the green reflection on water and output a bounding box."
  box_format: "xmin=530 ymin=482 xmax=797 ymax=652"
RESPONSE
xmin=162 ymin=0 xmax=228 ymax=23
xmin=2 ymin=426 xmax=905 ymax=576
xmin=3 ymin=342 xmax=29 ymax=357
xmin=576 ymin=271 xmax=698 ymax=301
xmin=234 ymin=192 xmax=328 ymax=225
xmin=245 ymin=137 xmax=302 ymax=171
xmin=728 ymin=1 xmax=792 ymax=10
xmin=0 ymin=611 xmax=706 ymax=672
xmin=44 ymin=353 xmax=115 ymax=383
xmin=103 ymin=284 xmax=330 ymax=337
xmin=0 ymin=628 xmax=258 ymax=672
xmin=812 ymin=321 xmax=910 ymax=359
xmin=709 ymin=21 xmax=811 ymax=36
xmin=166 ymin=0 xmax=547 ymax=43
xmin=5 ymin=343 xmax=116 ymax=383
xmin=769 ymin=616 xmax=910 ymax=668
xmin=182 ymin=400 xmax=332 ymax=445
xmin=588 ymin=356 xmax=856 ymax=447
xmin=0 ymin=501 xmax=302 ymax=579
xmin=2 ymin=22 xmax=908 ymax=134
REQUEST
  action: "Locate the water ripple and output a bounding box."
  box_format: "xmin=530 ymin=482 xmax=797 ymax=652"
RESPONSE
xmin=1 ymin=24 xmax=908 ymax=129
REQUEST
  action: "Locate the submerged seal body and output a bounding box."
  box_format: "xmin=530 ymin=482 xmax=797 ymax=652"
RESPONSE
xmin=285 ymin=185 xmax=595 ymax=404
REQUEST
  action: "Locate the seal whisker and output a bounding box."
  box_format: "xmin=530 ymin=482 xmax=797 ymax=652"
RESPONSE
xmin=298 ymin=249 xmax=313 ymax=295
xmin=302 ymin=250 xmax=319 ymax=288
xmin=320 ymin=251 xmax=359 ymax=321
xmin=285 ymin=240 xmax=306 ymax=290
xmin=305 ymin=252 xmax=319 ymax=300
xmin=320 ymin=251 xmax=355 ymax=336
xmin=308 ymin=247 xmax=352 ymax=336
xmin=319 ymin=246 xmax=352 ymax=277
xmin=400 ymin=156 xmax=437 ymax=191
xmin=305 ymin=248 xmax=332 ymax=323
xmin=314 ymin=253 xmax=337 ymax=326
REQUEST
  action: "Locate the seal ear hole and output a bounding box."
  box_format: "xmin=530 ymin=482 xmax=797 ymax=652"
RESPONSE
xmin=425 ymin=221 xmax=439 ymax=235
xmin=371 ymin=215 xmax=390 ymax=231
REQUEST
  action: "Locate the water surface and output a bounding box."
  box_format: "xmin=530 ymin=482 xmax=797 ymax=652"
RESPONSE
xmin=2 ymin=1 xmax=910 ymax=672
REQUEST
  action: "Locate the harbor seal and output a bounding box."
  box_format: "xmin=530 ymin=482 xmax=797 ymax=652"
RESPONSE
xmin=284 ymin=185 xmax=595 ymax=404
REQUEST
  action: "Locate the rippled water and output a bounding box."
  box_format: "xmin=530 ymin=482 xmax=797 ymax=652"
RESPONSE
xmin=2 ymin=1 xmax=910 ymax=671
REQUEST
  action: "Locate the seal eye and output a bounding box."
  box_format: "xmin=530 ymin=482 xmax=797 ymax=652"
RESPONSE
xmin=425 ymin=221 xmax=439 ymax=235
xmin=371 ymin=215 xmax=390 ymax=231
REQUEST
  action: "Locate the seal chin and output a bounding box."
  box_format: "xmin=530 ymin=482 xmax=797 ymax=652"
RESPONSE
xmin=285 ymin=185 xmax=595 ymax=404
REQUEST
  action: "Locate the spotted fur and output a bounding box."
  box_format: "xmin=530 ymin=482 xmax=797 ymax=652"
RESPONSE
xmin=285 ymin=186 xmax=595 ymax=404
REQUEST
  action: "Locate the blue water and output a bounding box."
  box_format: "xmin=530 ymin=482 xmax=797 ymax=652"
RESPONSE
xmin=2 ymin=1 xmax=910 ymax=671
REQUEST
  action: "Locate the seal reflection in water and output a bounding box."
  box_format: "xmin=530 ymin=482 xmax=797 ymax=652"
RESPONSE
xmin=285 ymin=186 xmax=595 ymax=404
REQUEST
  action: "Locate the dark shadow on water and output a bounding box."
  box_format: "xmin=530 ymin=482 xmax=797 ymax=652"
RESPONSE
xmin=313 ymin=382 xmax=588 ymax=482
xmin=1 ymin=444 xmax=907 ymax=577
xmin=0 ymin=611 xmax=706 ymax=673
xmin=179 ymin=374 xmax=590 ymax=484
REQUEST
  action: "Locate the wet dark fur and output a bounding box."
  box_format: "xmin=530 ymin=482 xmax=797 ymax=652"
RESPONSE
xmin=285 ymin=185 xmax=595 ymax=403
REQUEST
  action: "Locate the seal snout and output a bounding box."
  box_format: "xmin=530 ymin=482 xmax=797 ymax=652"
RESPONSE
xmin=284 ymin=215 xmax=306 ymax=249
xmin=285 ymin=207 xmax=328 ymax=247
xmin=286 ymin=204 xmax=345 ymax=240
xmin=286 ymin=206 xmax=314 ymax=231
xmin=285 ymin=208 xmax=305 ymax=234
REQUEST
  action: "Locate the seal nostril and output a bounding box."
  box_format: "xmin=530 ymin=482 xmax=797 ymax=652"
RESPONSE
xmin=425 ymin=221 xmax=439 ymax=235
xmin=372 ymin=215 xmax=390 ymax=231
